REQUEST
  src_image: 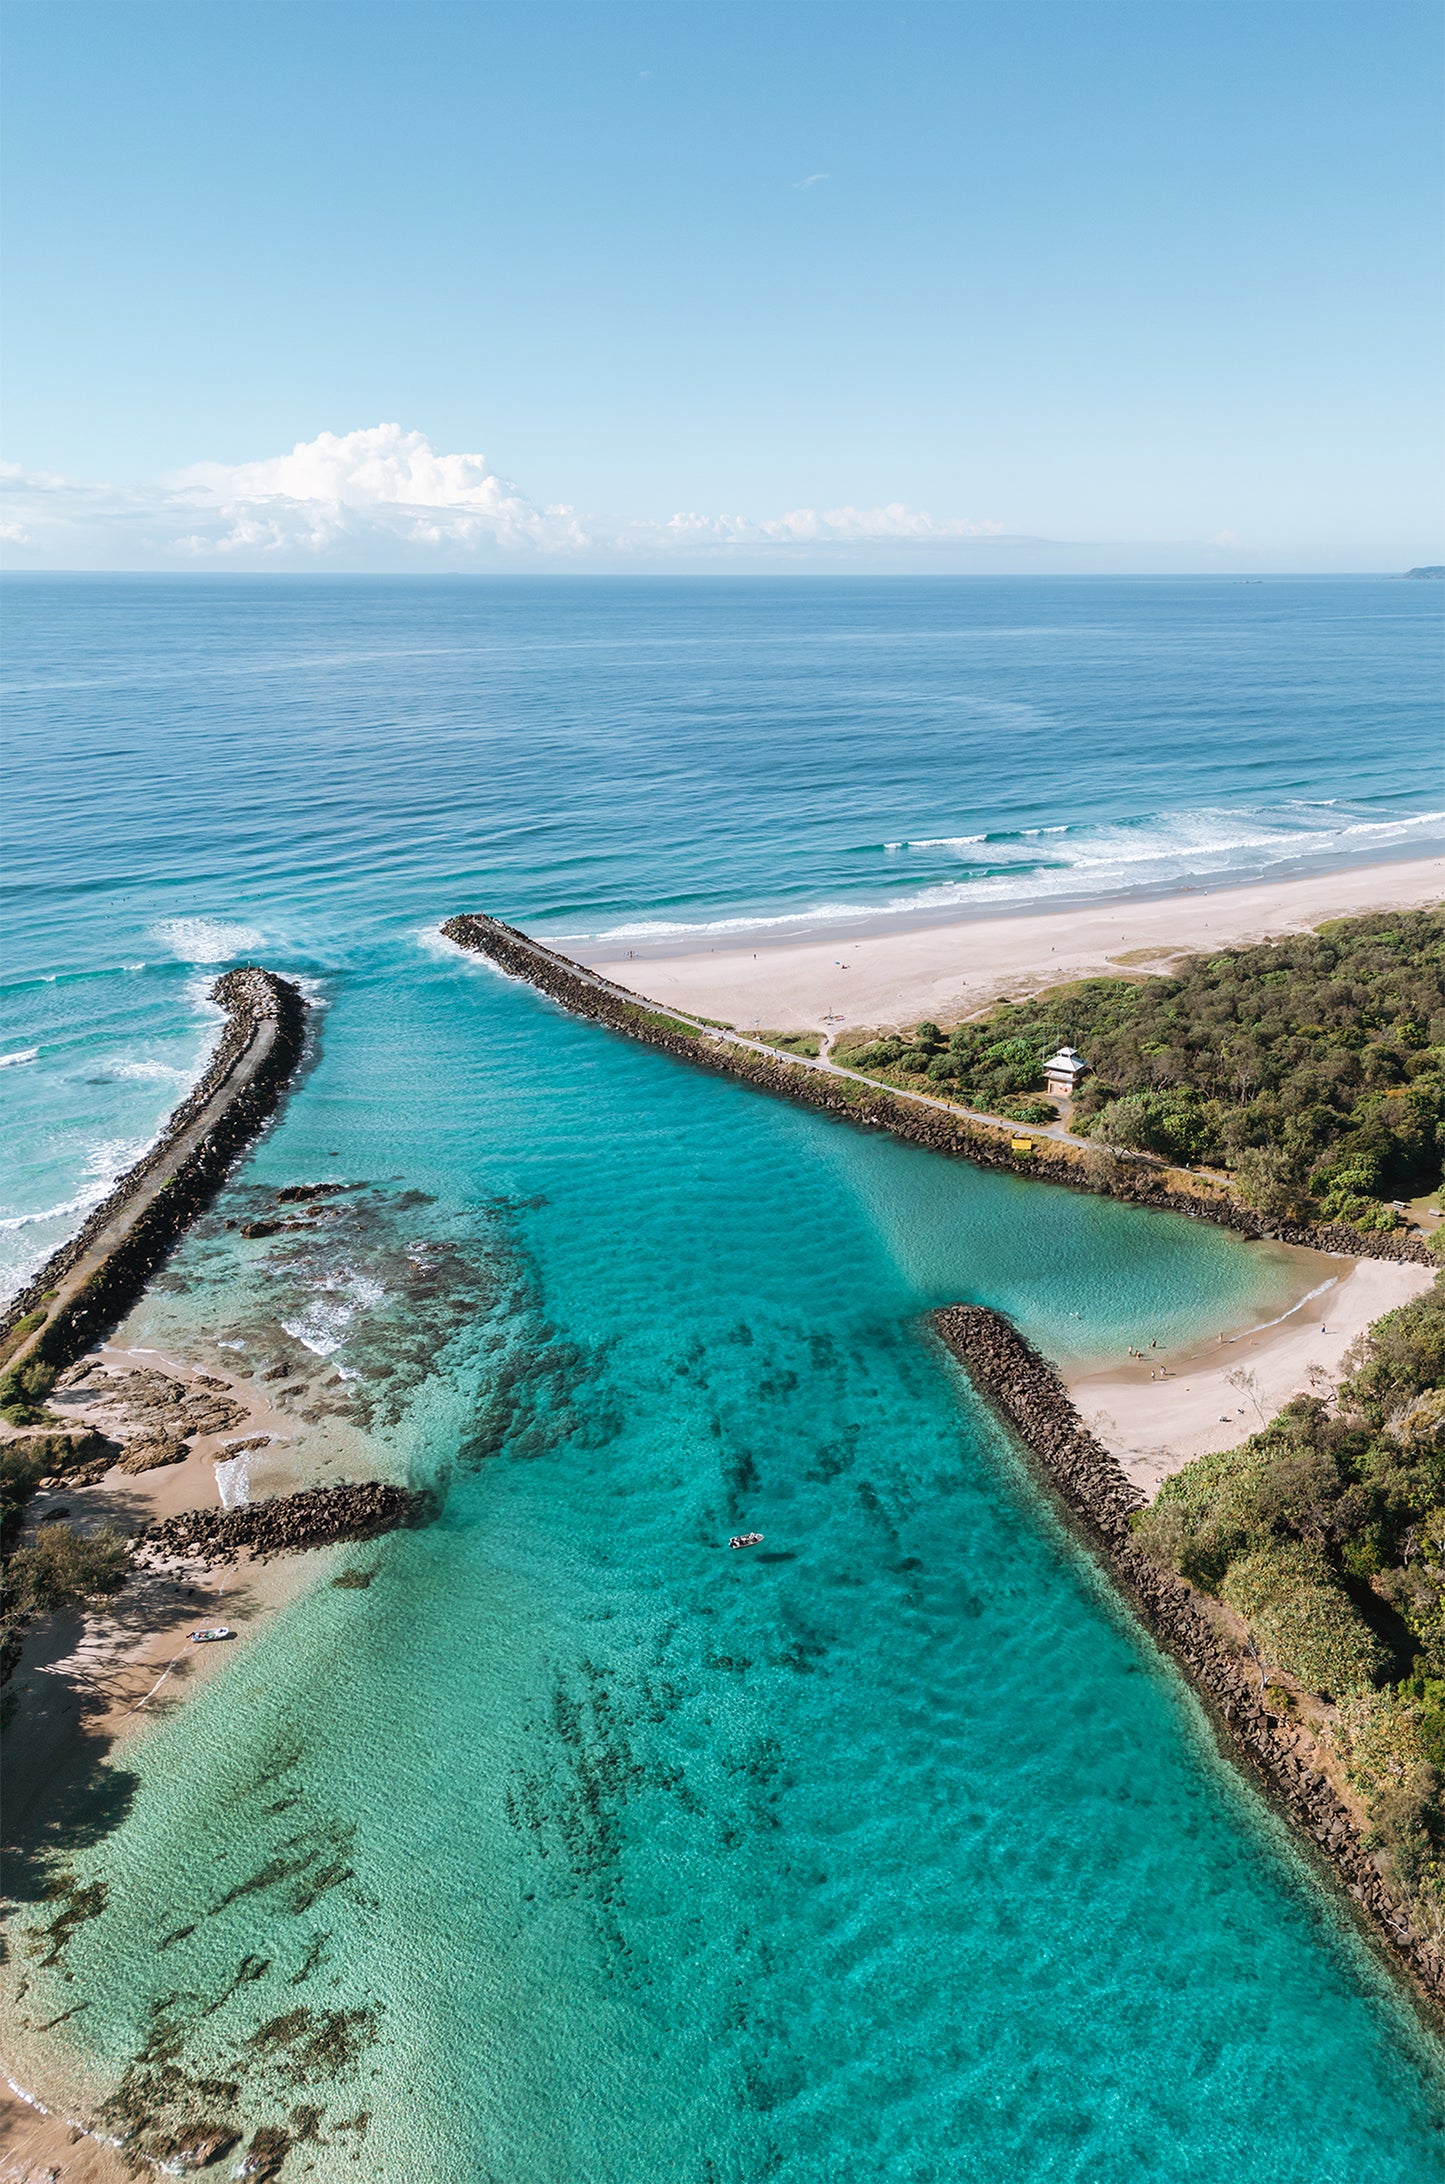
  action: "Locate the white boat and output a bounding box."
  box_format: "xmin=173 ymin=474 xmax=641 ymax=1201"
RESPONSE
xmin=729 ymin=1533 xmax=764 ymax=1550
xmin=189 ymin=1626 xmax=235 ymax=1643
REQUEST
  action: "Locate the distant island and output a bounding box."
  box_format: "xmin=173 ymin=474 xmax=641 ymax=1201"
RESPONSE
xmin=1404 ymin=566 xmax=1444 ymax=579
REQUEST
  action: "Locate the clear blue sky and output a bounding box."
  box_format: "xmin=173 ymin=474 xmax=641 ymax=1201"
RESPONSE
xmin=3 ymin=0 xmax=1440 ymax=569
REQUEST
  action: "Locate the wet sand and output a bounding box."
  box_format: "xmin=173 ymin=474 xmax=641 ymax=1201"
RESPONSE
xmin=3 ymin=1341 xmax=383 ymax=1839
xmin=578 ymin=856 xmax=1444 ymax=1031
xmin=1067 ymin=1255 xmax=1436 ymax=1497
xmin=0 ymin=1343 xmax=386 ymax=2172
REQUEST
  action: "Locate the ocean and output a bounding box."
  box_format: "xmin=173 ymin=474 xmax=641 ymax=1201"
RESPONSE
xmin=3 ymin=575 xmax=1443 ymax=2177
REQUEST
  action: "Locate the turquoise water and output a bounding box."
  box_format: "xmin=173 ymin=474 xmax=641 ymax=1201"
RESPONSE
xmin=3 ymin=578 xmax=1444 ymax=2174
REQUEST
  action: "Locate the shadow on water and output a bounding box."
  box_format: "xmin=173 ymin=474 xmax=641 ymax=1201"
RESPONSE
xmin=1 ymin=1618 xmax=141 ymax=1915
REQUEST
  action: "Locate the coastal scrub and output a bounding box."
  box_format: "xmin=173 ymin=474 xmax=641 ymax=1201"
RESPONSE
xmin=839 ymin=907 xmax=1444 ymax=1232
xmin=1137 ymin=1267 xmax=1445 ymax=1935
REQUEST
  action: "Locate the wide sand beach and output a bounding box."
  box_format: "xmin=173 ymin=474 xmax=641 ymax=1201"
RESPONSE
xmin=579 ymin=855 xmax=1445 ymax=1034
xmin=580 ymin=854 xmax=1444 ymax=1503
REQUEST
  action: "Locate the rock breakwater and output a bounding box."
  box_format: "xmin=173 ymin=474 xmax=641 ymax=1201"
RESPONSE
xmin=137 ymin=1480 xmax=435 ymax=1566
xmin=0 ymin=968 xmax=308 ymax=1379
xmin=933 ymin=1302 xmax=1445 ymax=2010
xmin=440 ymin=914 xmax=1430 ymax=1268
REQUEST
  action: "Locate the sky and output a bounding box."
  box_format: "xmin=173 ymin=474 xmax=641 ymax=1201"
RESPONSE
xmin=2 ymin=0 xmax=1441 ymax=573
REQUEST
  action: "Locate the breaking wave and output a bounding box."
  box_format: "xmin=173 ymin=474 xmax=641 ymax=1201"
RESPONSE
xmin=567 ymin=802 xmax=1445 ymax=943
xmin=153 ymin=916 xmax=265 ymax=963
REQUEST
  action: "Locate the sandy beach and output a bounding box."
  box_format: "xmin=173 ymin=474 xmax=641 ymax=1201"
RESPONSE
xmin=1066 ymin=1255 xmax=1437 ymax=1498
xmin=578 ymin=856 xmax=1444 ymax=1032
xmin=0 ymin=1341 xmax=363 ymax=1844
xmin=0 ymin=1343 xmax=387 ymax=2181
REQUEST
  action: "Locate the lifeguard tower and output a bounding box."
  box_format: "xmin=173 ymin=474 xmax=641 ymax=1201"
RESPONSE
xmin=1042 ymin=1046 xmax=1090 ymax=1099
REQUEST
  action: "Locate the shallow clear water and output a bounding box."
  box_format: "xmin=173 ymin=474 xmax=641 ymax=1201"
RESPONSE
xmin=3 ymin=577 xmax=1443 ymax=2175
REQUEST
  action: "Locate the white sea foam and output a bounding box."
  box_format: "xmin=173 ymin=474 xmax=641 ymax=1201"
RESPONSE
xmin=214 ymin=1452 xmax=252 ymax=1508
xmin=106 ymin=1057 xmax=193 ymax=1085
xmin=181 ymin=968 xmax=230 ymax=1018
xmin=0 ymin=975 xmax=232 ymax=1300
xmin=282 ymin=1267 xmax=387 ymax=1357
xmin=0 ymin=1136 xmax=148 ymax=1240
xmin=565 ymin=804 xmax=1445 ymax=944
xmin=0 ymin=1047 xmax=39 ymax=1068
xmin=0 ymin=1189 xmax=104 ymax=1234
xmin=884 ymin=836 xmax=986 ymax=852
xmin=153 ymin=916 xmax=265 ymax=964
xmin=419 ymin=921 xmax=536 ymax=986
xmin=86 ymin=1134 xmax=149 ymax=1181
xmin=1226 ymin=1276 xmax=1339 ymax=1342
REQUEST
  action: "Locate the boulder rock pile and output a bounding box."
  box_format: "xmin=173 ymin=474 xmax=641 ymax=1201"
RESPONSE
xmin=440 ymin=913 xmax=1430 ymax=1268
xmin=933 ymin=1302 xmax=1445 ymax=2008
xmin=0 ymin=967 xmax=308 ymax=1374
xmin=3 ymin=1426 xmax=120 ymax=1487
xmin=137 ymin=1479 xmax=435 ymax=1565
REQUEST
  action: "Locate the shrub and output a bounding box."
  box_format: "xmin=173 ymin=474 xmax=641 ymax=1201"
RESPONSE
xmin=2 ymin=1524 xmax=130 ymax=1621
xmin=930 ymin=908 xmax=1445 ymax=1193
xmin=1234 ymin=1145 xmax=1310 ymax=1220
xmin=1 ymin=1444 xmax=50 ymax=1553
xmin=1220 ymin=1540 xmax=1386 ymax=1697
xmin=0 ymin=1357 xmax=57 ymax=1426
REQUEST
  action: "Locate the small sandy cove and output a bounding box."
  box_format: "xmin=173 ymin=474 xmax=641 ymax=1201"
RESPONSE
xmin=1068 ymin=1255 xmax=1436 ymax=1499
xmin=1 ymin=1344 xmax=381 ymax=2183
xmin=583 ymin=856 xmax=1441 ymax=1498
xmin=579 ymin=856 xmax=1444 ymax=1032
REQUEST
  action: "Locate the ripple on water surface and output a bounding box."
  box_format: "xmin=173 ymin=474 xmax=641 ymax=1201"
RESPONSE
xmin=7 ymin=956 xmax=1443 ymax=2180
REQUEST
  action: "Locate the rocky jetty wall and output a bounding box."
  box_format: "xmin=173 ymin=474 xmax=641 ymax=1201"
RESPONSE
xmin=933 ymin=1302 xmax=1445 ymax=2010
xmin=0 ymin=968 xmax=309 ymax=1377
xmin=137 ymin=1480 xmax=435 ymax=1565
xmin=440 ymin=913 xmax=1431 ymax=1267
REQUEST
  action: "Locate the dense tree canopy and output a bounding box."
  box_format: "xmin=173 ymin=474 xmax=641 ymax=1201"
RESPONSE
xmin=840 ymin=908 xmax=1445 ymax=1229
xmin=1136 ymin=1271 xmax=1445 ymax=1934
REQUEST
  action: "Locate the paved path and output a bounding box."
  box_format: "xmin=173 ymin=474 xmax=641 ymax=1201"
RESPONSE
xmin=475 ymin=924 xmax=1117 ymax=1159
xmin=3 ymin=970 xmax=302 ymax=1386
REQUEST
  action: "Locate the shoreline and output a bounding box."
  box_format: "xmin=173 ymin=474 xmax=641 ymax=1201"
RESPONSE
xmin=1065 ymin=1256 xmax=1437 ymax=1497
xmin=0 ymin=1342 xmax=328 ymax=2184
xmin=574 ymin=855 xmax=1445 ymax=1032
xmin=0 ymin=1321 xmax=426 ymax=2183
xmin=441 ymin=911 xmax=1432 ymax=1269
xmin=0 ymin=967 xmax=308 ymax=1376
xmin=934 ymin=1303 xmax=1445 ymax=2017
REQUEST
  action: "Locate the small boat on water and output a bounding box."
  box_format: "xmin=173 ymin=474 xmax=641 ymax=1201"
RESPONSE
xmin=189 ymin=1626 xmax=235 ymax=1643
xmin=729 ymin=1533 xmax=764 ymax=1550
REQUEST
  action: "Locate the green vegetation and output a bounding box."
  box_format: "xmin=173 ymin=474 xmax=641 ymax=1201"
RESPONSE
xmin=837 ymin=1019 xmax=1062 ymax=1125
xmin=840 ymin=909 xmax=1444 ymax=1228
xmin=0 ymin=1356 xmax=57 ymax=1425
xmin=1136 ymin=1271 xmax=1445 ymax=1933
xmin=1 ymin=1441 xmax=52 ymax=1554
xmin=2 ymin=1515 xmax=131 ymax=1685
xmin=0 ymin=1310 xmax=48 ymax=1367
xmin=2 ymin=1523 xmax=129 ymax=1623
xmin=759 ymin=1030 xmax=822 ymax=1057
xmin=624 ymin=1005 xmax=703 ymax=1039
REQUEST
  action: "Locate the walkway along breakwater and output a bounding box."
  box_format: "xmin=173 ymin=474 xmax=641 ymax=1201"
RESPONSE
xmin=440 ymin=913 xmax=1430 ymax=1266
xmin=933 ymin=1302 xmax=1445 ymax=2011
xmin=0 ymin=967 xmax=309 ymax=1384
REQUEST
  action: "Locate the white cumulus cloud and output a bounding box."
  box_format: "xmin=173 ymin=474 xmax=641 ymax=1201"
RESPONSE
xmin=0 ymin=425 xmax=1014 ymax=569
xmin=169 ymin=422 xmax=591 ymax=556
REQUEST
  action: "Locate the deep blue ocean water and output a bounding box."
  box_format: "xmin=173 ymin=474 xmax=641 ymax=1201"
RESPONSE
xmin=3 ymin=576 xmax=1443 ymax=2176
